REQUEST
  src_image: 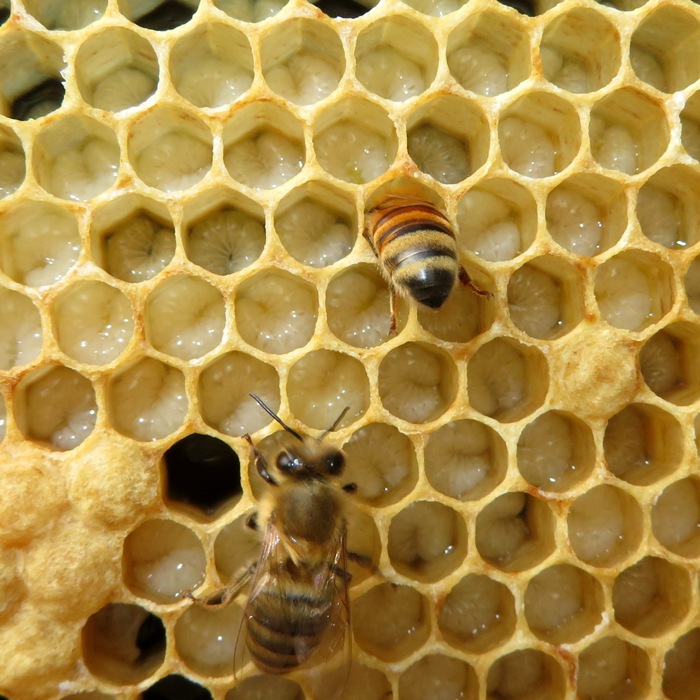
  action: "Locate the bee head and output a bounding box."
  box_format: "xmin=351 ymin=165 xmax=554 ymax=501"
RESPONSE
xmin=275 ymin=445 xmax=346 ymax=479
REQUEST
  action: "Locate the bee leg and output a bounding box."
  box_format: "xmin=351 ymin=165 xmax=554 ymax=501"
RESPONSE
xmin=389 ymin=288 xmax=399 ymax=336
xmin=347 ymin=551 xmax=378 ymax=575
xmin=342 ymin=482 xmax=357 ymax=494
xmin=243 ymin=433 xmax=277 ymax=486
xmin=458 ymin=266 xmax=493 ymax=298
xmin=188 ymin=563 xmax=257 ymax=608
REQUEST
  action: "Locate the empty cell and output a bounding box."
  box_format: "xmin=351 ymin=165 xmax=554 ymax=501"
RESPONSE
xmin=15 ymin=366 xmax=96 ymax=451
xmin=499 ymin=92 xmax=580 ymax=178
xmin=118 ymin=0 xmax=196 ymax=29
xmin=612 ymin=556 xmax=691 ymax=638
xmin=577 ymin=637 xmax=650 ymax=700
xmin=438 ymin=574 xmax=516 ymax=654
xmin=0 ymin=125 xmax=25 ymax=198
xmin=508 ymin=256 xmax=584 ymax=339
xmin=352 ymin=584 xmax=430 ymax=662
xmin=52 ymin=281 xmax=133 ymax=365
xmin=142 ymin=675 xmax=212 ymax=700
xmin=23 ymin=0 xmax=106 ymax=29
xmin=123 ymin=518 xmax=206 ymax=603
xmin=652 ymin=477 xmax=700 ymax=557
xmin=342 ymin=422 xmax=417 ymax=506
xmin=486 ymin=649 xmax=565 ymax=700
xmin=145 ymin=276 xmax=225 ymax=360
xmin=275 ymin=183 xmax=355 ymax=268
xmin=262 ymin=18 xmax=344 ymax=105
xmin=594 ymin=251 xmax=674 ymax=332
xmin=447 ymin=12 xmax=530 ymax=96
xmin=525 ymin=564 xmax=604 ymax=644
xmin=425 ymin=419 xmax=507 ymax=501
xmin=475 ymin=492 xmax=555 ymax=572
xmin=235 ymin=269 xmax=318 ymax=354
xmin=517 ymin=410 xmax=595 ymax=492
xmin=81 ymin=603 xmax=165 ymax=684
xmin=399 ymin=655 xmax=478 ymax=700
xmin=198 ymin=352 xmax=279 ymax=436
xmin=226 ymin=676 xmax=303 ymax=700
xmin=540 ymin=9 xmax=620 ymax=93
xmin=664 ymin=629 xmax=700 ymax=700
xmin=356 ymin=16 xmax=437 ymax=101
xmin=468 ymin=338 xmax=549 ymax=422
xmin=129 ymin=106 xmax=212 ymax=191
xmin=33 ymin=116 xmax=119 ymax=201
xmin=681 ymin=92 xmax=700 ymax=161
xmin=224 ymin=104 xmax=304 ymax=189
xmin=171 ymin=23 xmax=253 ymax=109
xmin=314 ymin=98 xmax=397 ymax=184
xmin=163 ymin=433 xmax=242 ymax=520
xmin=604 ymin=403 xmax=683 ymax=485
xmin=107 ymin=358 xmax=187 ymax=441
xmin=287 ymin=350 xmax=369 ymax=430
xmin=378 ymin=342 xmax=457 ymax=424
xmin=0 ymin=288 xmax=42 ymax=370
xmin=213 ymin=0 xmax=287 ymax=22
xmin=590 ymin=89 xmax=669 ymax=175
xmin=314 ymin=0 xmax=375 ymax=19
xmin=456 ymin=178 xmax=537 ymax=262
xmin=76 ymin=28 xmax=157 ymax=113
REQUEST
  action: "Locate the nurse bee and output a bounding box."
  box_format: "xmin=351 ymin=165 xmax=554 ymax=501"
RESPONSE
xmin=364 ymin=194 xmax=491 ymax=334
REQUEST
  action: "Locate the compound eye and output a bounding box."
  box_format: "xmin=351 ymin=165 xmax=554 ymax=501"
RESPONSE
xmin=326 ymin=452 xmax=345 ymax=475
xmin=276 ymin=451 xmax=294 ymax=473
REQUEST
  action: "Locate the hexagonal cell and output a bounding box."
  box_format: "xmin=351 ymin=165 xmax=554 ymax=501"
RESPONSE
xmin=378 ymin=342 xmax=458 ymax=424
xmin=640 ymin=322 xmax=700 ymax=405
xmin=81 ymin=603 xmax=165 ymax=685
xmin=275 ymin=182 xmax=355 ymax=268
xmin=498 ymin=92 xmax=581 ymax=178
xmin=438 ymin=574 xmax=516 ymax=654
xmin=346 ymin=508 xmax=382 ymax=583
xmin=686 ymin=256 xmax=700 ymax=314
xmin=145 ymin=275 xmax=225 ymax=360
xmin=52 ymin=281 xmax=134 ymax=365
xmin=337 ymin=665 xmax=391 ymax=700
xmin=0 ymin=124 xmax=25 ymax=198
xmin=262 ymin=18 xmax=344 ymax=105
xmin=75 ymin=28 xmax=158 ymax=112
xmin=287 ymin=350 xmax=369 ymax=430
xmin=234 ymin=269 xmax=318 ymax=354
xmin=447 ymin=11 xmax=530 ymax=96
xmin=214 ymin=514 xmax=262 ymax=585
xmin=652 ymin=477 xmax=700 ymax=558
xmin=123 ymin=518 xmax=206 ymax=603
xmin=163 ymin=433 xmax=242 ymax=521
xmin=604 ymin=403 xmax=683 ymax=485
xmin=0 ymin=287 xmax=42 ymax=370
xmin=399 ymin=0 xmax=467 ymax=15
xmin=352 ymin=584 xmax=430 ymax=663
xmin=545 ymin=173 xmax=627 ymax=256
xmin=475 ymin=492 xmax=555 ymax=572
xmin=198 ymin=352 xmax=280 ymax=437
xmin=23 ymin=0 xmax=107 ymax=29
xmin=594 ymin=251 xmax=674 ymax=332
xmin=171 ymin=23 xmax=253 ymax=109
xmin=313 ymin=97 xmax=397 ymax=184
xmin=107 ymin=358 xmax=187 ymax=441
xmin=468 ymin=338 xmax=549 ymax=423
xmin=589 ymin=88 xmax=669 ymax=175
xmin=213 ymin=0 xmax=287 ymax=22
xmin=637 ymin=165 xmax=700 ymax=250
xmin=14 ymin=366 xmax=96 ymax=451
xmin=681 ymin=91 xmax=700 ymax=161
xmin=355 ymin=15 xmax=437 ymax=101
xmin=407 ymin=96 xmax=489 ymax=184
xmin=524 ymin=564 xmax=604 ymax=644
xmin=456 ymin=178 xmax=537 ymax=262
xmin=540 ymin=9 xmax=620 ymax=93
xmin=507 ymin=256 xmax=584 ymax=339
xmin=388 ymin=501 xmax=467 ymax=582
xmin=183 ymin=189 xmax=265 ymax=276
xmin=226 ymin=676 xmax=303 ymax=700
xmin=612 ymin=557 xmax=691 ymax=638
xmin=425 ymin=419 xmax=507 ymax=501
xmin=664 ymin=629 xmax=700 ymax=700
xmin=0 ymin=31 xmax=65 ymax=120
xmin=578 ymin=637 xmax=650 ymax=700
xmin=342 ymin=422 xmax=418 ymax=506
xmin=142 ymin=676 xmax=212 ymax=700
xmin=33 ymin=115 xmax=119 ymax=200
xmin=91 ymin=195 xmax=175 ymax=283
xmin=486 ymin=649 xmax=565 ymax=700
xmin=117 ymin=0 xmax=197 ymax=29
xmin=399 ymin=655 xmax=478 ymax=700
xmin=631 ymin=7 xmax=700 ymax=93
xmin=129 ymin=106 xmax=212 ymax=191
xmin=517 ymin=410 xmax=595 ymax=492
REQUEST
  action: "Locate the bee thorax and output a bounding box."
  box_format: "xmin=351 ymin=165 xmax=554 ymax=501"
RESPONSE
xmin=277 ymin=483 xmax=342 ymax=544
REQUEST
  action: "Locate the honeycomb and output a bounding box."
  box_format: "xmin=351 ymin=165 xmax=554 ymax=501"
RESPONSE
xmin=2 ymin=0 xmax=700 ymax=697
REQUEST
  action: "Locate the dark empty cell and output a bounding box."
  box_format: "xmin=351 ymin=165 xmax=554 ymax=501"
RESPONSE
xmin=0 ymin=6 xmax=9 ymax=24
xmin=141 ymin=675 xmax=212 ymax=700
xmin=135 ymin=1 xmax=195 ymax=30
xmin=135 ymin=612 xmax=166 ymax=663
xmin=10 ymin=79 xmax=65 ymax=121
xmin=163 ymin=433 xmax=242 ymax=515
xmin=314 ymin=0 xmax=371 ymax=18
xmin=498 ymin=0 xmax=535 ymax=14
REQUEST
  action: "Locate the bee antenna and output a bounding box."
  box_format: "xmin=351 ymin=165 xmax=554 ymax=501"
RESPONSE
xmin=249 ymin=394 xmax=304 ymax=442
xmin=318 ymin=406 xmax=350 ymax=441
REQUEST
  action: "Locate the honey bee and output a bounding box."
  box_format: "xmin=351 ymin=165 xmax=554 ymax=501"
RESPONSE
xmin=197 ymin=394 xmax=373 ymax=684
xmin=364 ymin=194 xmax=492 ymax=334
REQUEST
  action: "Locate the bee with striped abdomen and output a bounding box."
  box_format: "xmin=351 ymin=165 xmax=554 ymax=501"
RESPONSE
xmin=364 ymin=194 xmax=491 ymax=334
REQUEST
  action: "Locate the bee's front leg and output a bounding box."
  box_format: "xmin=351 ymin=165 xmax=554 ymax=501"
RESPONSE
xmin=243 ymin=433 xmax=277 ymax=486
xmin=388 ymin=288 xmax=400 ymax=336
xmin=186 ymin=563 xmax=256 ymax=608
xmin=458 ymin=266 xmax=493 ymax=298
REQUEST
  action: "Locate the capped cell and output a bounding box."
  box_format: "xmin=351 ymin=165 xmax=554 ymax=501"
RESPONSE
xmin=23 ymin=0 xmax=106 ymax=29
xmin=0 ymin=124 xmax=25 ymax=198
xmin=486 ymin=649 xmax=565 ymax=700
xmin=117 ymin=0 xmax=197 ymax=30
xmin=0 ymin=287 xmax=42 ymax=370
xmin=652 ymin=477 xmax=700 ymax=558
xmin=399 ymin=655 xmax=478 ymax=700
